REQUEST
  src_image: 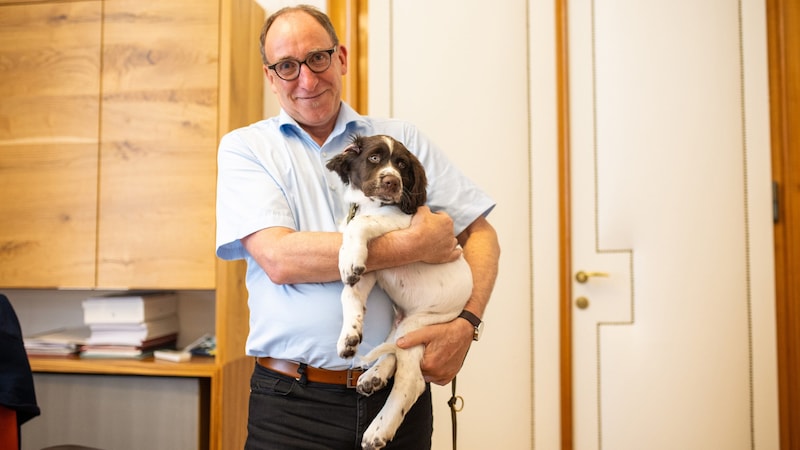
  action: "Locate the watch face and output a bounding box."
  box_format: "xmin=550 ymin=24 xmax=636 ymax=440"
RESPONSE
xmin=474 ymin=322 xmax=484 ymax=341
xmin=458 ymin=311 xmax=483 ymax=341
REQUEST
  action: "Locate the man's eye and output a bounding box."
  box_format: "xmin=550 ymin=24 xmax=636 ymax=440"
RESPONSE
xmin=278 ymin=61 xmax=297 ymax=72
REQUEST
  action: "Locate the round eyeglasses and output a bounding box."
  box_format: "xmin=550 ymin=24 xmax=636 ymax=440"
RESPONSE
xmin=266 ymin=46 xmax=337 ymax=81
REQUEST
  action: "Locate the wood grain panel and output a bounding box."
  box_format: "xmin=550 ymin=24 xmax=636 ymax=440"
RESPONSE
xmin=0 ymin=2 xmax=101 ymax=287
xmin=97 ymin=0 xmax=220 ymax=288
xmin=768 ymin=0 xmax=800 ymax=447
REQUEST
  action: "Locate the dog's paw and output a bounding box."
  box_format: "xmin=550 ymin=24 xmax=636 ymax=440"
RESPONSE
xmin=337 ymin=327 xmax=362 ymax=359
xmin=361 ymin=436 xmax=388 ymax=450
xmin=342 ymin=264 xmax=366 ymax=286
xmin=357 ymin=365 xmax=390 ymax=396
xmin=362 ymin=416 xmax=398 ymax=450
xmin=339 ymin=243 xmax=368 ymax=285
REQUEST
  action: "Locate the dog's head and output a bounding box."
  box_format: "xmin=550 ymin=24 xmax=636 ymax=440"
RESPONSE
xmin=326 ymin=134 xmax=427 ymax=215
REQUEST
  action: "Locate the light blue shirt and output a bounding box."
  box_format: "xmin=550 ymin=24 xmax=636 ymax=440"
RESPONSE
xmin=216 ymin=102 xmax=495 ymax=369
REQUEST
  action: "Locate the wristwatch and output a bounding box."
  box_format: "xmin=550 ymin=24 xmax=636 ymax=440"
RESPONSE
xmin=457 ymin=310 xmax=484 ymax=342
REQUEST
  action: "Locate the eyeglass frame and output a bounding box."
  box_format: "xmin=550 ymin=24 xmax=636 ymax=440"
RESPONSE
xmin=265 ymin=46 xmax=338 ymax=81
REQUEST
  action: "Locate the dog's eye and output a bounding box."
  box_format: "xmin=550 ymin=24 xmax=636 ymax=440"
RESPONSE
xmin=368 ymin=154 xmax=381 ymax=164
xmin=396 ymin=160 xmax=408 ymax=169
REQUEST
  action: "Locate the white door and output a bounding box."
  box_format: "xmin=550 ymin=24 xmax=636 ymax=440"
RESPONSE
xmin=567 ymin=0 xmax=778 ymax=448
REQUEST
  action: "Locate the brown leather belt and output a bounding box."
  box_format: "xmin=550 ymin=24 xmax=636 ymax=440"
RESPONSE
xmin=256 ymin=357 xmax=364 ymax=388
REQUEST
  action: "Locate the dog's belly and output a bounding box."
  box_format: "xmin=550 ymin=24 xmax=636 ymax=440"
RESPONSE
xmin=376 ymin=256 xmax=473 ymax=317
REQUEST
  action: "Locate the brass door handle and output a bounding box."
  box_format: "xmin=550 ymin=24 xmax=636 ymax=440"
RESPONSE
xmin=575 ymin=270 xmax=609 ymax=283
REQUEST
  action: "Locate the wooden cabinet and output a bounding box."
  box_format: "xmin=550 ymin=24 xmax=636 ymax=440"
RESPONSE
xmin=98 ymin=0 xmax=221 ymax=288
xmin=0 ymin=1 xmax=264 ymax=449
xmin=0 ymin=1 xmax=102 ymax=287
xmin=0 ymin=0 xmax=262 ymax=289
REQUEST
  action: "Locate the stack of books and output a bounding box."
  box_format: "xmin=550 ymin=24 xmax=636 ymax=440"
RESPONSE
xmin=24 ymin=326 xmax=90 ymax=357
xmin=80 ymin=292 xmax=180 ymax=359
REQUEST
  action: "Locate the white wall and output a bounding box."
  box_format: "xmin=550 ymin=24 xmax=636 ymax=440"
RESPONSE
xmin=528 ymin=0 xmax=562 ymax=447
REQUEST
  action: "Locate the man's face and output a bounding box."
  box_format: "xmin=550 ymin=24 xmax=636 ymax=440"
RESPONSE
xmin=263 ymin=12 xmax=348 ymax=135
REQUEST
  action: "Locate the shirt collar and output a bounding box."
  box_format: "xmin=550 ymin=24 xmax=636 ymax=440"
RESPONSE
xmin=277 ymin=102 xmax=370 ymax=147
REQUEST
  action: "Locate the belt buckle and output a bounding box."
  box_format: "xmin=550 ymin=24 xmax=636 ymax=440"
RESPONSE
xmin=346 ymin=369 xmax=359 ymax=389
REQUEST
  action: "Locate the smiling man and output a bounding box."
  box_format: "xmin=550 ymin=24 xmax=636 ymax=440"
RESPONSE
xmin=215 ymin=5 xmax=500 ymax=449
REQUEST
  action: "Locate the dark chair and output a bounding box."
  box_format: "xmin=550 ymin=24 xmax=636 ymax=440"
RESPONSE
xmin=40 ymin=447 xmax=104 ymax=450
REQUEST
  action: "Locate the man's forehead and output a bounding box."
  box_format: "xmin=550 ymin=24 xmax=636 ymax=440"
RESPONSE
xmin=265 ymin=13 xmax=330 ymax=55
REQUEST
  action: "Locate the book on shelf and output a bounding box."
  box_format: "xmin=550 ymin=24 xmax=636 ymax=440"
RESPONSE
xmin=86 ymin=315 xmax=180 ymax=346
xmin=82 ymin=291 xmax=178 ymax=324
xmin=23 ymin=326 xmax=91 ymax=357
xmin=80 ymin=333 xmax=178 ymax=359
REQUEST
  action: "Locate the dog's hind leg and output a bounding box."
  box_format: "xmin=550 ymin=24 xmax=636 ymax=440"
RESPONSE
xmin=357 ymin=320 xmax=399 ymax=395
xmin=357 ymin=350 xmax=396 ymax=395
xmin=361 ymin=344 xmax=426 ymax=450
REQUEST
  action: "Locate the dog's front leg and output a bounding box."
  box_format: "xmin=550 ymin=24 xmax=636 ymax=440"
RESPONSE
xmin=338 ymin=272 xmax=377 ymax=358
xmin=340 ymin=215 xmax=401 ymax=285
xmin=339 ymin=216 xmax=370 ymax=286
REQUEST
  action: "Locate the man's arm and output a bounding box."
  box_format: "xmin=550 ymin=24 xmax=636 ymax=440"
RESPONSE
xmin=396 ymin=215 xmax=500 ymax=385
xmin=241 ymin=206 xmax=463 ymax=285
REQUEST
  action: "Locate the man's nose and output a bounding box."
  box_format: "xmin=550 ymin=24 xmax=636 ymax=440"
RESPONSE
xmin=296 ymin=63 xmax=320 ymax=87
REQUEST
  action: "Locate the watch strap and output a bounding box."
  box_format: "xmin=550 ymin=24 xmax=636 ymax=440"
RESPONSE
xmin=457 ymin=310 xmax=481 ymax=328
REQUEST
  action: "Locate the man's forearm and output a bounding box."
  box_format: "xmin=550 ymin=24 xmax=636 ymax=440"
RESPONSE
xmin=242 ymin=224 xmax=441 ymax=285
xmin=458 ymin=216 xmax=501 ymax=319
xmin=243 ymin=207 xmax=465 ymax=285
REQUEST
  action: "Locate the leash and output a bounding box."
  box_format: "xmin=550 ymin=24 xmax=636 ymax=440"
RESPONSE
xmin=447 ymin=376 xmax=464 ymax=450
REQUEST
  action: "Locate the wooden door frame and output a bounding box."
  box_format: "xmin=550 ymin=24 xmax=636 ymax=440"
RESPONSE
xmin=555 ymin=0 xmax=575 ymax=449
xmin=767 ymin=0 xmax=799 ymax=448
xmin=329 ymin=0 xmax=369 ymax=113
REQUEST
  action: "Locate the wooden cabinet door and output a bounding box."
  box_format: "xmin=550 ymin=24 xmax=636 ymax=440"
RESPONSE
xmin=97 ymin=0 xmax=220 ymax=289
xmin=0 ymin=2 xmax=101 ymax=288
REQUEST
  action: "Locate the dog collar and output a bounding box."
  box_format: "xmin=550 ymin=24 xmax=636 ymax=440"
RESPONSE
xmin=346 ymin=203 xmax=359 ymax=223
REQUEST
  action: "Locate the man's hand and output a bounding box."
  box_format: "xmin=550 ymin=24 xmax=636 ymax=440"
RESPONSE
xmin=395 ymin=317 xmax=475 ymax=385
xmin=407 ymin=206 xmax=462 ymax=265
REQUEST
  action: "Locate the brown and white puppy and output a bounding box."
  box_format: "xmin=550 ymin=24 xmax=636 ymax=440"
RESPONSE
xmin=326 ymin=134 xmax=473 ymax=450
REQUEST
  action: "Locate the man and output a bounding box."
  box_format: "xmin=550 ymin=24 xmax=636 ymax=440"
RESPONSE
xmin=216 ymin=5 xmax=499 ymax=449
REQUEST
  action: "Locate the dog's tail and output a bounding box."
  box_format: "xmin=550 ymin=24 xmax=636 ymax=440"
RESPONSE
xmin=361 ymin=342 xmax=398 ymax=364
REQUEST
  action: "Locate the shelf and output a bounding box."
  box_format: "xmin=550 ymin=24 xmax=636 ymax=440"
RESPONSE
xmin=30 ymin=355 xmax=219 ymax=378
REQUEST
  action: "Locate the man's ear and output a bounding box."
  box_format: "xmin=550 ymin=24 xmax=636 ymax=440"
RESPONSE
xmin=337 ymin=45 xmax=348 ymax=76
xmin=264 ymin=65 xmax=279 ymax=94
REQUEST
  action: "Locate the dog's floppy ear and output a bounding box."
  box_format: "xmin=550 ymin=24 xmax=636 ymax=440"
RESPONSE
xmin=398 ymin=151 xmax=428 ymax=215
xmin=344 ymin=134 xmax=365 ymax=154
xmin=325 ymin=135 xmax=365 ymax=184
